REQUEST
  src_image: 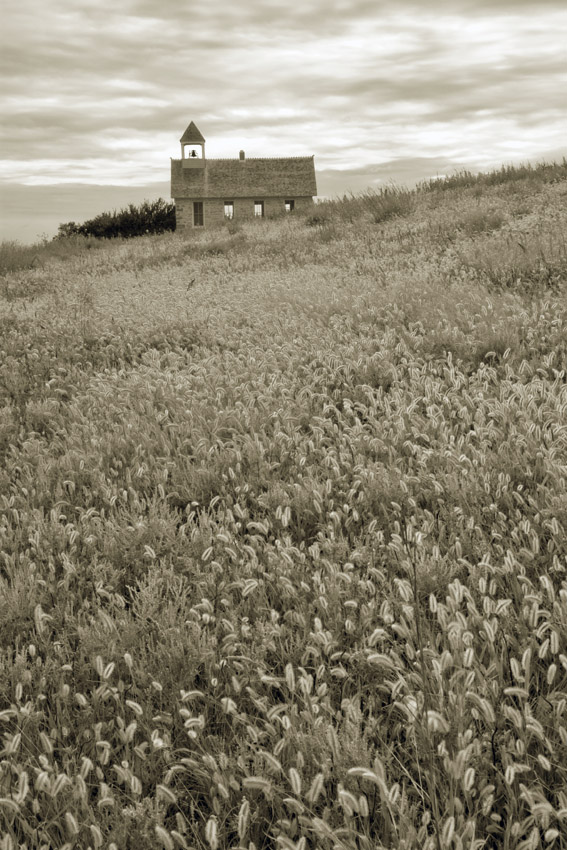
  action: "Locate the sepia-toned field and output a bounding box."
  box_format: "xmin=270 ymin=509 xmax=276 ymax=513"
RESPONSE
xmin=1 ymin=162 xmax=567 ymax=849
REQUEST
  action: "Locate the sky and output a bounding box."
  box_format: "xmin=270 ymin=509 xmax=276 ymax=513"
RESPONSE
xmin=1 ymin=0 xmax=566 ymax=243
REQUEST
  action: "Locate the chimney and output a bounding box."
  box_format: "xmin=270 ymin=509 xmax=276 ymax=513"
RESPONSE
xmin=239 ymin=150 xmax=245 ymax=161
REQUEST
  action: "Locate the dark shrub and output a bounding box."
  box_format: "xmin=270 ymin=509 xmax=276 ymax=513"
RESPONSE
xmin=57 ymin=199 xmax=176 ymax=240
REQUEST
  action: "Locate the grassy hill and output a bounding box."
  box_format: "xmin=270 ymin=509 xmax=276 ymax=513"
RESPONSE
xmin=1 ymin=161 xmax=567 ymax=849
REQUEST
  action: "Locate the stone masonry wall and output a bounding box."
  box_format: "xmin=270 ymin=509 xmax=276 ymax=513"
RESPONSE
xmin=175 ymin=196 xmax=314 ymax=232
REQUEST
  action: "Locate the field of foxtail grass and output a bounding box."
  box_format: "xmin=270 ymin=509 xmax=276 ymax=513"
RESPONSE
xmin=1 ymin=161 xmax=567 ymax=849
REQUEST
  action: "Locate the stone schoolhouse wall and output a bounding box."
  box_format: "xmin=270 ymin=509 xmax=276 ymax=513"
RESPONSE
xmin=171 ymin=154 xmax=317 ymax=231
xmin=175 ymin=196 xmax=314 ymax=230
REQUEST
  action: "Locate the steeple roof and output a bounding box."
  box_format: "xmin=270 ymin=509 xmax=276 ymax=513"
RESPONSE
xmin=180 ymin=121 xmax=206 ymax=144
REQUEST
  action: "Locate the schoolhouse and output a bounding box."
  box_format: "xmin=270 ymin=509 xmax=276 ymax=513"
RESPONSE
xmin=171 ymin=121 xmax=317 ymax=231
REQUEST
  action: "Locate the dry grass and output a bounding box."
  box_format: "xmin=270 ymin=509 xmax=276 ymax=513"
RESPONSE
xmin=1 ymin=161 xmax=567 ymax=850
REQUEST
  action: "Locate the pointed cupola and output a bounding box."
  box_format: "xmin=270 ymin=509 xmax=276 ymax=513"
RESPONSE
xmin=180 ymin=121 xmax=206 ymax=168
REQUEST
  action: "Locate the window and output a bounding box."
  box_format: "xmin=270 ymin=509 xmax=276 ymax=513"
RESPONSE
xmin=285 ymin=200 xmax=295 ymax=213
xmin=254 ymin=201 xmax=264 ymax=217
xmin=193 ymin=201 xmax=204 ymax=227
xmin=224 ymin=202 xmax=234 ymax=219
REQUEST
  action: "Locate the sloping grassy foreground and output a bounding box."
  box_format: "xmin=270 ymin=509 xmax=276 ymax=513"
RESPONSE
xmin=1 ymin=164 xmax=567 ymax=849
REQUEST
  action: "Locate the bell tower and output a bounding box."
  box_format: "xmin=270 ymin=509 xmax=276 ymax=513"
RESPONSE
xmin=180 ymin=121 xmax=206 ymax=169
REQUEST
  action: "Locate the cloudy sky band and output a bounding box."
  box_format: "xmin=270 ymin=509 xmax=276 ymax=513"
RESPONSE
xmin=1 ymin=0 xmax=565 ymax=241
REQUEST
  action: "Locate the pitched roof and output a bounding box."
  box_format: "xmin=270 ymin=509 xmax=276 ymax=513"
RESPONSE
xmin=180 ymin=121 xmax=206 ymax=144
xmin=171 ymin=157 xmax=317 ymax=198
